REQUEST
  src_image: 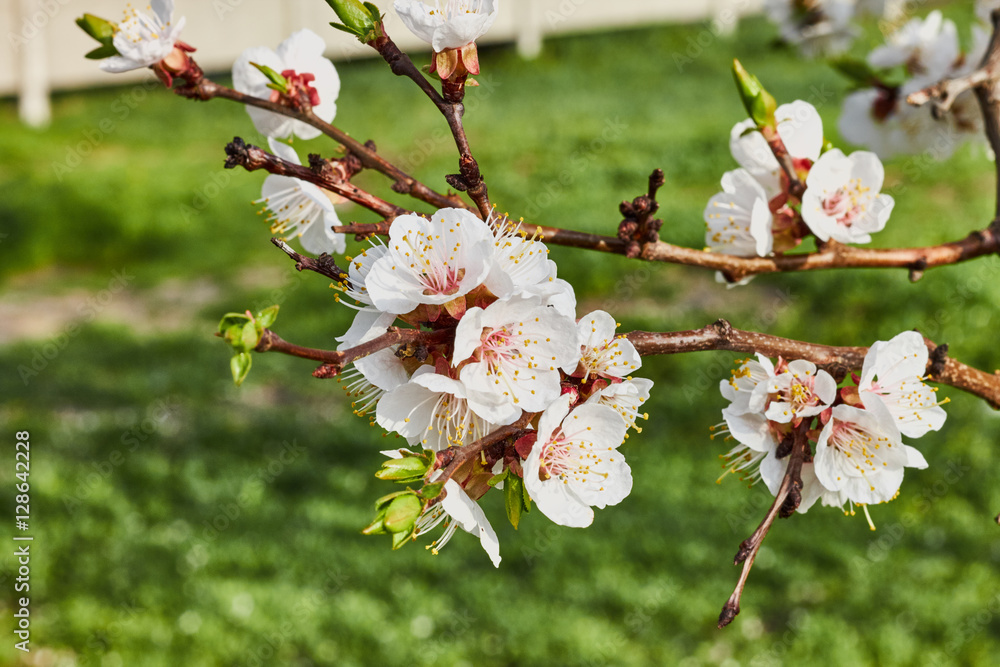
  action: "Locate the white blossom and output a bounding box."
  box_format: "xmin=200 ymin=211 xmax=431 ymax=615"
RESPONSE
xmin=232 ymin=29 xmax=340 ymax=140
xmin=764 ymin=0 xmax=858 ymax=56
xmin=337 ymin=309 xmax=407 ymax=415
xmin=100 ymin=0 xmax=185 ymax=73
xmin=858 ymin=331 xmax=947 ymax=438
xmin=524 ymin=395 xmax=632 ymax=528
xmin=255 ymin=139 xmax=346 ymax=255
xmin=394 ymin=0 xmax=499 ymax=52
xmin=703 ymin=169 xmax=774 ymax=257
xmin=414 ymin=479 xmax=501 ymax=567
xmin=813 ymin=400 xmax=928 ymax=506
xmin=730 ymin=100 xmax=824 ymax=198
xmin=759 ymin=453 xmax=825 ymax=513
xmin=801 ymin=148 xmax=894 ymax=244
xmin=765 ymin=360 xmax=837 ymax=424
xmin=566 ymin=310 xmax=642 ymax=380
xmin=867 ymin=10 xmax=959 ymax=82
xmin=585 ymin=378 xmax=652 ymax=433
xmin=375 ymin=366 xmax=497 ymax=451
xmin=453 ymin=296 xmax=580 ymax=424
xmin=364 ymin=208 xmax=496 ymax=316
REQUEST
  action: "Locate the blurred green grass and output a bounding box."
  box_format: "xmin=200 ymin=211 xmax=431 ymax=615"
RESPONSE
xmin=2 ymin=11 xmax=1000 ymax=667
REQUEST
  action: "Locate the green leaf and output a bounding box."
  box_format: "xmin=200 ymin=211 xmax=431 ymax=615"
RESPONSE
xmin=487 ymin=469 xmax=508 ymax=488
xmin=361 ymin=510 xmax=387 ymax=535
xmin=504 ymin=475 xmax=525 ymax=530
xmin=419 ymin=482 xmax=445 ymax=500
xmin=250 ymin=62 xmax=288 ymax=93
xmin=230 ymin=353 xmax=252 ymax=386
xmin=85 ymin=44 xmax=119 ymax=60
xmin=240 ymin=321 xmax=260 ymax=352
xmin=384 ymin=494 xmax=423 ymax=534
xmin=391 ymin=528 xmax=414 ymax=550
xmin=830 ymin=56 xmax=878 ymax=86
xmin=329 ymin=22 xmax=360 ymax=36
xmin=76 ymin=14 xmax=115 ymax=42
xmin=256 ymin=305 xmax=280 ymax=330
xmin=218 ymin=312 xmax=250 ymax=335
xmin=374 ymin=490 xmax=410 ymax=511
xmin=375 ymin=456 xmax=430 ymax=482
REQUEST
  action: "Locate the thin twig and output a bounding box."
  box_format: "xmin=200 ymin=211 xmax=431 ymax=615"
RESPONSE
xmin=270 ymin=238 xmax=348 ymax=282
xmin=718 ymin=420 xmax=810 ymax=628
xmin=368 ymin=30 xmax=492 ymax=219
xmin=174 ymin=73 xmax=470 ymax=212
xmin=224 ymin=137 xmax=408 ymax=219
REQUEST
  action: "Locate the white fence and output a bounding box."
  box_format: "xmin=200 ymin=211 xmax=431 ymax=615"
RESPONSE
xmin=5 ymin=0 xmax=763 ymax=126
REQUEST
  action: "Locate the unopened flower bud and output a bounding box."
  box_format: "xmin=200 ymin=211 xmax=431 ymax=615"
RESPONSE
xmin=383 ymin=494 xmax=423 ymax=534
xmin=326 ymin=0 xmax=383 ymax=43
xmin=732 ymin=59 xmax=777 ymax=128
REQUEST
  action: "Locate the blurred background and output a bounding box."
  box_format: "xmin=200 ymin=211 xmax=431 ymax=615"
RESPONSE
xmin=2 ymin=1 xmax=1000 ymax=665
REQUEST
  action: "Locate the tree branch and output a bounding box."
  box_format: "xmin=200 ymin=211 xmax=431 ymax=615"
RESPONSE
xmin=174 ymin=73 xmax=471 ymax=212
xmin=330 ymin=219 xmax=1000 ymax=282
xmin=224 ymin=136 xmax=408 ymax=220
xmin=270 ymin=238 xmax=348 ymax=282
xmin=718 ymin=420 xmax=810 ymax=628
xmin=626 ymin=320 xmax=1000 ymax=409
xmin=368 ymin=30 xmax=492 ymax=219
xmin=432 ymin=413 xmax=535 ymax=498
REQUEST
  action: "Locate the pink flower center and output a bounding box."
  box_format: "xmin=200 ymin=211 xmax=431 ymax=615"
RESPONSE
xmin=420 ymin=266 xmax=466 ymax=296
xmin=822 ymin=178 xmax=870 ymax=228
xmin=269 ymin=69 xmax=321 ymax=107
xmin=479 ymin=326 xmax=513 ymax=370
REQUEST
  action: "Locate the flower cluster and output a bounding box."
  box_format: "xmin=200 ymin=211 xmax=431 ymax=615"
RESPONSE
xmin=838 ymin=10 xmax=988 ymax=159
xmin=704 ymin=97 xmax=894 ymax=268
xmin=344 ymin=208 xmax=652 ymax=564
xmin=714 ymin=331 xmax=947 ymax=525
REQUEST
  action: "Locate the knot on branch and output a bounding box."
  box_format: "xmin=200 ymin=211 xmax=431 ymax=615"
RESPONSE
xmin=224 ymin=136 xmax=251 ymax=169
xmin=313 ymin=363 xmax=340 ymax=379
xmin=908 ymin=257 xmax=928 ymax=283
xmin=711 ymin=318 xmax=734 ymax=339
xmin=617 ymin=169 xmax=666 ymax=258
xmin=929 ymin=343 xmax=950 ymax=378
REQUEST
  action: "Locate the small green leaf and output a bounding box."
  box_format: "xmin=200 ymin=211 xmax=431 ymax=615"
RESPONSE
xmin=504 ymin=475 xmax=525 ymax=530
xmin=374 ymin=490 xmax=410 ymax=511
xmin=487 ymin=469 xmax=508 ymax=488
xmin=391 ymin=528 xmax=414 ymax=550
xmin=231 ymin=353 xmax=252 ymax=386
xmin=325 ymin=0 xmax=383 ymax=42
xmin=239 ymin=321 xmax=259 ymax=352
xmin=85 ymin=44 xmax=119 ymax=60
xmin=250 ymin=62 xmax=288 ymax=93
xmin=256 ymin=305 xmax=280 ymax=330
xmin=419 ymin=482 xmax=445 ymax=500
xmin=384 ymin=494 xmax=423 ymax=534
xmin=76 ymin=14 xmax=115 ymax=42
xmin=375 ymin=456 xmax=430 ymax=482
xmin=361 ymin=510 xmax=387 ymax=535
xmin=218 ymin=312 xmax=250 ymax=334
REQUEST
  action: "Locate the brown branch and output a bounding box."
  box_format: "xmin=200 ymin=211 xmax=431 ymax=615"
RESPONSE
xmin=173 ymin=73 xmax=470 ymax=212
xmin=432 ymin=412 xmax=535 ymax=496
xmin=255 ymin=326 xmax=454 ymax=378
xmin=326 ymin=219 xmax=1000 ymax=281
xmin=368 ymin=30 xmax=492 ymax=219
xmin=224 ymin=136 xmax=408 ymax=220
xmin=627 ymin=320 xmax=1000 ymax=409
xmin=718 ymin=420 xmax=810 ymax=628
xmin=270 ymin=238 xmax=348 ymax=282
